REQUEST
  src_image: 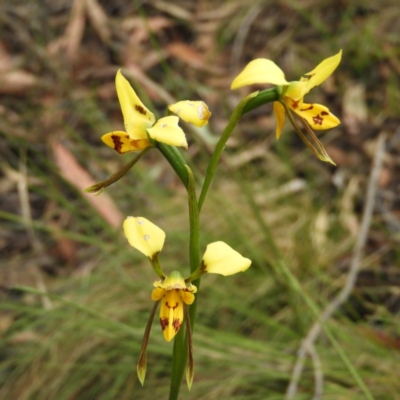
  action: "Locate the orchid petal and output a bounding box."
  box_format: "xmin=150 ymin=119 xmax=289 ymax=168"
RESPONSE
xmin=299 ymin=50 xmax=342 ymax=95
xmin=169 ymin=101 xmax=211 ymax=127
xmin=151 ymin=287 xmax=165 ymax=301
xmin=123 ymin=216 xmax=166 ymax=258
xmin=180 ymin=290 xmax=195 ymax=305
xmin=202 ymin=241 xmax=251 ymax=276
xmin=273 ymin=102 xmax=286 ymax=139
xmin=147 ymin=116 xmax=188 ymax=149
xmin=116 ymin=70 xmax=155 ymax=139
xmin=286 ymin=99 xmax=340 ymax=131
xmin=231 ymin=59 xmax=289 ymax=89
xmin=159 ymin=290 xmax=184 ymax=342
xmin=101 ymin=131 xmax=150 ymax=154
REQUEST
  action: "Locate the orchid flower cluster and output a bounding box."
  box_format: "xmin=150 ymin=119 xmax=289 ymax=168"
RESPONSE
xmin=89 ymin=50 xmax=342 ymax=398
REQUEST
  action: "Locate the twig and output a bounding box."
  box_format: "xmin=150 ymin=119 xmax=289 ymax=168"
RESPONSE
xmin=308 ymin=344 xmax=323 ymax=400
xmin=285 ymin=133 xmax=387 ymax=399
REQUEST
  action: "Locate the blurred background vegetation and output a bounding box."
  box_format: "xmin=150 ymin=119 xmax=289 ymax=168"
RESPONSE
xmin=1 ymin=0 xmax=400 ymax=399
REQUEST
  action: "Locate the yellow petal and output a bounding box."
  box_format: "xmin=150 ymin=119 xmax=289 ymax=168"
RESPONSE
xmin=159 ymin=290 xmax=184 ymax=342
xmin=123 ymin=216 xmax=166 ymax=258
xmin=115 ymin=70 xmax=155 ymax=139
xmin=285 ymin=99 xmax=340 ymax=131
xmin=147 ymin=116 xmax=188 ymax=149
xmin=202 ymin=241 xmax=251 ymax=276
xmin=299 ymin=50 xmax=342 ymax=95
xmin=283 ymin=81 xmax=308 ymax=102
xmin=231 ymin=59 xmax=289 ymax=89
xmin=180 ymin=290 xmax=195 ymax=305
xmin=151 ymin=287 xmax=166 ymax=301
xmin=169 ymin=101 xmax=211 ymax=127
xmin=273 ymin=102 xmax=286 ymax=139
xmin=101 ymin=131 xmax=150 ymax=154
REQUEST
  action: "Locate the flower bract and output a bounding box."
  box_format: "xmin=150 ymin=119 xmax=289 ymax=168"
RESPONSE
xmin=102 ymin=70 xmax=188 ymax=153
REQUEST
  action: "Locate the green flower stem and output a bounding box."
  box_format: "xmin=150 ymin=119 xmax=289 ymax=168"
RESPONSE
xmin=186 ymin=166 xmax=201 ymax=329
xmin=156 ymin=143 xmax=189 ymax=188
xmin=149 ymin=254 xmax=165 ymax=279
xmin=84 ymin=147 xmax=151 ymax=193
xmin=169 ymin=166 xmax=200 ymax=400
xmin=198 ymin=88 xmax=279 ymax=212
xmin=240 ymin=87 xmax=279 ymax=116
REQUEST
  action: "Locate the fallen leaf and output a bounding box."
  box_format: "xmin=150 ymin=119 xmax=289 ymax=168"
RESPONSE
xmin=0 ymin=71 xmax=37 ymax=95
xmin=52 ymin=142 xmax=123 ymax=228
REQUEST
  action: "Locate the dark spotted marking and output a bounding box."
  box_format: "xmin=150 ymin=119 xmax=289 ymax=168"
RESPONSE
xmin=160 ymin=317 xmax=169 ymax=331
xmin=302 ymin=73 xmax=315 ymax=80
xmin=321 ymin=111 xmax=329 ymax=116
xmin=312 ymin=114 xmax=323 ymax=125
xmin=300 ymin=105 xmax=314 ymax=112
xmin=291 ymin=100 xmax=300 ymax=109
xmin=166 ymin=301 xmax=178 ymax=310
xmin=135 ymin=105 xmax=147 ymax=115
xmin=111 ymin=134 xmax=123 ymax=153
xmin=172 ymin=319 xmax=181 ymax=332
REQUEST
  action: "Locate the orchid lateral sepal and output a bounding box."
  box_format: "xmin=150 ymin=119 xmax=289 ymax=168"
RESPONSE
xmin=84 ymin=148 xmax=151 ymax=194
xmin=281 ymin=100 xmax=336 ymax=165
xmin=137 ymin=300 xmax=160 ymax=386
xmin=184 ymin=304 xmax=194 ymax=390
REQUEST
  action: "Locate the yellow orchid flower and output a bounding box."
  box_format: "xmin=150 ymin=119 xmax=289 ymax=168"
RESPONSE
xmin=168 ymin=101 xmax=212 ymax=127
xmin=123 ymin=216 xmax=251 ymax=341
xmin=102 ymin=70 xmax=188 ymax=154
xmin=123 ymin=216 xmax=251 ymax=386
xmin=152 ymin=271 xmax=197 ymax=342
xmin=231 ymin=51 xmax=342 ymax=164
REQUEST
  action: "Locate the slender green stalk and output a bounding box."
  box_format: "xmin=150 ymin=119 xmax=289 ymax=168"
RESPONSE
xmin=157 ymin=143 xmax=189 ymax=188
xmin=186 ymin=166 xmax=201 ymax=327
xmin=169 ymin=166 xmax=200 ymax=400
xmin=240 ymin=87 xmax=280 ymax=116
xmin=198 ymin=88 xmax=279 ymax=211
